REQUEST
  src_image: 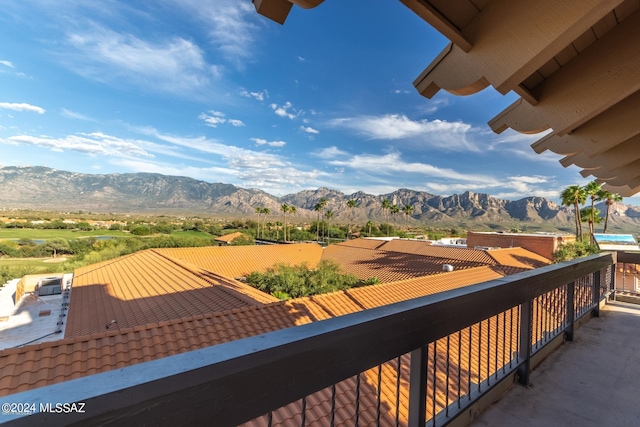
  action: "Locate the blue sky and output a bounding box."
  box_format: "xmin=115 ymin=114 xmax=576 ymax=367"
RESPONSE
xmin=1 ymin=1 xmax=634 ymax=204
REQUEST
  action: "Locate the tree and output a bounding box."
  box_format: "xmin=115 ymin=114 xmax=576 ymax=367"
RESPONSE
xmin=325 ymin=210 xmax=335 ymax=243
xmin=262 ymin=207 xmax=270 ymax=240
xmin=365 ymin=220 xmax=374 ymax=236
xmin=597 ymin=190 xmax=623 ymax=233
xmin=381 ymin=199 xmax=392 ymax=236
xmin=346 ymin=199 xmax=357 ymax=239
xmin=288 ymin=205 xmax=297 ymax=241
xmin=280 ymin=203 xmax=289 ymax=242
xmin=390 ymin=205 xmax=400 ymax=233
xmin=402 ymin=204 xmax=413 ymax=227
xmin=580 ymin=206 xmax=602 ymax=242
xmin=560 ymin=185 xmax=586 ymax=240
xmin=318 ymin=198 xmax=328 ymax=242
xmin=314 ymin=203 xmax=322 ymax=242
xmin=583 ymin=181 xmax=601 ymax=242
xmin=255 ymin=207 xmax=263 ymax=238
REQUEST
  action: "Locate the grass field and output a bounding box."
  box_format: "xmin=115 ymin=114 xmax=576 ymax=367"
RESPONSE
xmin=0 ymin=258 xmax=65 ymax=274
xmin=0 ymin=229 xmax=129 ymax=240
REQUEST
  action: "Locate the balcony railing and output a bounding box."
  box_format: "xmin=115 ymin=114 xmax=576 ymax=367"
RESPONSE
xmin=0 ymin=252 xmax=623 ymax=427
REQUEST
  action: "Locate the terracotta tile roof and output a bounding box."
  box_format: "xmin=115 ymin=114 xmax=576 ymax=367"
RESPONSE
xmin=0 ymin=265 xmax=511 ymax=396
xmin=376 ymin=239 xmax=498 ymax=265
xmin=154 ymin=243 xmax=323 ymax=279
xmin=0 ymin=262 xmax=572 ymax=425
xmin=486 ymin=247 xmax=551 ymax=269
xmin=214 ymin=231 xmax=246 ymax=243
xmin=336 ymin=238 xmax=388 ymax=250
xmin=66 ymin=249 xmax=277 ymax=338
xmin=322 ymin=244 xmax=486 ymax=283
xmin=0 ymin=240 xmax=558 ymax=424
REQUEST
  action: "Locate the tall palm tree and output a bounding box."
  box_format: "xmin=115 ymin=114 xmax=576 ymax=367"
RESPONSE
xmin=280 ymin=203 xmax=289 ymax=242
xmin=365 ymin=220 xmax=374 ymax=236
xmin=255 ymin=207 xmax=262 ymax=238
xmin=288 ymin=205 xmax=297 ymax=241
xmin=402 ymin=204 xmax=413 ymax=227
xmin=583 ymin=181 xmax=601 ymax=242
xmin=346 ymin=199 xmax=357 ymax=239
xmin=560 ymin=185 xmax=586 ymax=240
xmin=390 ymin=205 xmax=399 ymax=234
xmin=314 ymin=203 xmax=322 ymax=242
xmin=319 ymin=197 xmax=328 ymax=242
xmin=381 ymin=199 xmax=392 ymax=236
xmin=325 ymin=209 xmax=334 ymax=243
xmin=262 ymin=208 xmax=271 ymax=240
xmin=597 ymin=190 xmax=623 ymax=233
xmin=580 ymin=207 xmax=603 ymax=240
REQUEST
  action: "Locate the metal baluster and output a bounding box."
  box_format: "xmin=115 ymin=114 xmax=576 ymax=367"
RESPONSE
xmin=468 ymin=327 xmax=472 ymax=401
xmin=478 ymin=321 xmax=482 ymax=393
xmin=267 ymin=412 xmax=273 ymax=427
xmin=432 ymin=342 xmax=437 ymax=427
xmin=395 ymin=357 xmax=401 ymax=427
xmin=376 ymin=365 xmax=381 ymax=427
xmin=445 ymin=335 xmax=450 ymax=417
xmin=330 ymin=384 xmax=336 ymax=427
xmin=457 ymin=330 xmax=462 ymax=408
xmin=355 ymin=374 xmax=360 ymax=427
xmin=301 ymin=396 xmax=306 ymax=427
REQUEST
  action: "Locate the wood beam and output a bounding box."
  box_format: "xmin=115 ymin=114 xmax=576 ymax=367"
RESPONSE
xmin=413 ymin=0 xmax=621 ymax=99
xmin=560 ymin=133 xmax=640 ymax=170
xmin=531 ymin=89 xmax=640 ymax=155
xmin=400 ymin=0 xmax=472 ymax=52
xmin=252 ymin=0 xmax=293 ymax=24
xmin=489 ymin=9 xmax=640 ymax=136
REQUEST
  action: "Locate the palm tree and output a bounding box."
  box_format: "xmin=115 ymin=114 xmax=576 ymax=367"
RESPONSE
xmin=390 ymin=205 xmax=399 ymax=234
xmin=275 ymin=221 xmax=282 ymax=240
xmin=381 ymin=199 xmax=392 ymax=236
xmin=255 ymin=207 xmax=262 ymax=238
xmin=262 ymin=207 xmax=270 ymax=240
xmin=580 ymin=207 xmax=603 ymax=241
xmin=319 ymin=198 xmax=328 ymax=242
xmin=314 ymin=203 xmax=322 ymax=242
xmin=280 ymin=203 xmax=289 ymax=242
xmin=346 ymin=199 xmax=357 ymax=239
xmin=560 ymin=185 xmax=586 ymax=240
xmin=583 ymin=181 xmax=601 ymax=242
xmin=288 ymin=205 xmax=297 ymax=241
xmin=402 ymin=204 xmax=413 ymax=227
xmin=597 ymin=190 xmax=623 ymax=233
xmin=365 ymin=220 xmax=374 ymax=236
xmin=325 ymin=210 xmax=334 ymax=243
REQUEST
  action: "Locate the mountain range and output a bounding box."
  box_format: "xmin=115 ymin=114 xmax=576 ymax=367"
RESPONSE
xmin=1 ymin=166 xmax=639 ymax=232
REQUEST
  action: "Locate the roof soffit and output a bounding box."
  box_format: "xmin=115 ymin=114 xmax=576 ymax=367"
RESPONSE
xmin=413 ymin=0 xmax=619 ymax=99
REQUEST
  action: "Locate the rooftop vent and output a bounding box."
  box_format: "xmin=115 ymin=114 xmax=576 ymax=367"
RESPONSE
xmin=443 ymin=264 xmax=454 ymax=272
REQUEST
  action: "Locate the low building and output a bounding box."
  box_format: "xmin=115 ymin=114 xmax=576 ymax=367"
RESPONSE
xmin=467 ymin=231 xmax=575 ymax=261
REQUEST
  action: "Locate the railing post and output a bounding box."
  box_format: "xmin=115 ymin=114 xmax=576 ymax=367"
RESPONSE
xmin=565 ymin=282 xmax=575 ymax=342
xmin=592 ymin=270 xmax=601 ymax=318
xmin=517 ymin=300 xmax=532 ymax=386
xmin=408 ymin=345 xmax=428 ymax=427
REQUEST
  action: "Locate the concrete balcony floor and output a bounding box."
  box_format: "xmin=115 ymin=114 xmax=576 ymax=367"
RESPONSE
xmin=471 ymin=300 xmax=640 ymax=427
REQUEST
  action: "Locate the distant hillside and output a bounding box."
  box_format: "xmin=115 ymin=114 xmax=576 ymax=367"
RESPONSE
xmin=1 ymin=166 xmax=639 ymax=232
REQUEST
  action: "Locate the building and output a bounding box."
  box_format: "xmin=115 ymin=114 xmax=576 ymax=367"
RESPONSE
xmin=466 ymin=231 xmax=575 ymax=260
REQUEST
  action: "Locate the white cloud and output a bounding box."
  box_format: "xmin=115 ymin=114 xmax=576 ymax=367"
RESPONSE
xmin=199 ymin=111 xmax=244 ymax=128
xmin=330 ymin=152 xmax=493 ymax=183
xmin=64 ymin=25 xmax=218 ymax=97
xmin=270 ymin=101 xmax=299 ymax=120
xmin=250 ymin=137 xmax=286 ymax=147
xmin=0 ymin=60 xmax=14 ymax=68
xmin=4 ymin=133 xmax=152 ymax=158
xmin=300 ymin=126 xmax=319 ymax=134
xmin=240 ymin=89 xmax=268 ymax=101
xmin=61 ymin=108 xmax=92 ymax=121
xmin=0 ymin=102 xmax=45 ymax=114
xmin=173 ymin=1 xmax=260 ymax=67
xmin=297 ymin=56 xmax=306 ymax=62
xmin=313 ymin=146 xmax=349 ymax=159
xmin=329 ymin=114 xmax=480 ymax=152
xmin=228 ymin=119 xmax=245 ymax=127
